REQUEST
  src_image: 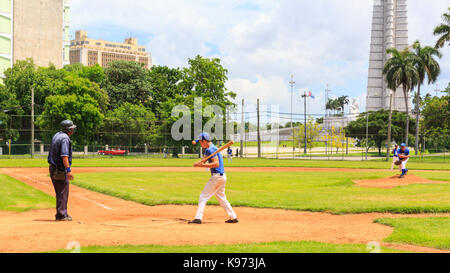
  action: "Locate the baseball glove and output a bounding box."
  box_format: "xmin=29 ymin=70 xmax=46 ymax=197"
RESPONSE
xmin=394 ymin=160 xmax=402 ymax=166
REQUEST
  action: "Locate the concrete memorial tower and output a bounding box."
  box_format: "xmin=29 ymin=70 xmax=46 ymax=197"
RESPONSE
xmin=366 ymin=0 xmax=409 ymax=112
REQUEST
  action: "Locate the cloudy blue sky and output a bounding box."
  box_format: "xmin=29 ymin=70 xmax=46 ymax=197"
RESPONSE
xmin=70 ymin=0 xmax=449 ymax=118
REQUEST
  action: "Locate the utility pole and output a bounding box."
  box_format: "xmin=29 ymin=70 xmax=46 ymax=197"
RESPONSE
xmin=240 ymin=99 xmax=244 ymax=158
xmin=365 ymin=111 xmax=369 ymax=161
xmin=324 ymin=84 xmax=331 ymax=157
xmin=301 ymin=91 xmax=307 ymax=154
xmin=289 ymin=75 xmax=295 ymax=159
xmin=386 ymin=92 xmax=393 ymax=161
xmin=257 ymin=99 xmax=261 ymax=158
xmin=31 ymin=87 xmax=35 ymax=159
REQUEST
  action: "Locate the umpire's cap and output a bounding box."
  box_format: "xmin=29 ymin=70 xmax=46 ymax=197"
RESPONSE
xmin=60 ymin=120 xmax=77 ymax=132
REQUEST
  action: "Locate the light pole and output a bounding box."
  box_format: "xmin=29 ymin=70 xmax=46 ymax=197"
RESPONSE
xmin=289 ymin=75 xmax=295 ymax=159
xmin=31 ymin=87 xmax=35 ymax=159
xmin=324 ymin=84 xmax=331 ymax=157
xmin=301 ymin=91 xmax=307 ymax=154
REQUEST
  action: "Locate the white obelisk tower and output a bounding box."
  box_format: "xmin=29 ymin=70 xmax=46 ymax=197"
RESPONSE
xmin=366 ymin=0 xmax=409 ymax=112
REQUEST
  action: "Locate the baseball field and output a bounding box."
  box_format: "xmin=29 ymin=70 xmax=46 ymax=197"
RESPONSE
xmin=0 ymin=157 xmax=449 ymax=253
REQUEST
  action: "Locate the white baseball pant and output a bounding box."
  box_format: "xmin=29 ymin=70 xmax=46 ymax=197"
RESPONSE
xmin=194 ymin=173 xmax=237 ymax=220
xmin=399 ymin=158 xmax=409 ymax=171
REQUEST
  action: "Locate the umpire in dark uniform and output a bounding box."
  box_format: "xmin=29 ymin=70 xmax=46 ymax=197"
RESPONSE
xmin=48 ymin=120 xmax=76 ymax=221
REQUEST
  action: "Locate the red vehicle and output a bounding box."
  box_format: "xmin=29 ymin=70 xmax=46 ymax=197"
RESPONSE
xmin=98 ymin=148 xmax=128 ymax=155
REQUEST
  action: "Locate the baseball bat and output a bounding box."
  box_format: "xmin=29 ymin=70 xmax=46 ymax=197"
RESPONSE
xmin=198 ymin=141 xmax=234 ymax=163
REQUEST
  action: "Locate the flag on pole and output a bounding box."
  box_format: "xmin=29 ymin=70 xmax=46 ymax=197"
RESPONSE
xmin=308 ymin=91 xmax=315 ymax=99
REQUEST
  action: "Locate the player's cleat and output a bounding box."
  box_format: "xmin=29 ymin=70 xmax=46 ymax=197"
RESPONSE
xmin=188 ymin=219 xmax=202 ymax=224
xmin=225 ymin=218 xmax=239 ymax=224
xmin=56 ymin=215 xmax=72 ymax=221
xmin=399 ymin=174 xmax=405 ymax=179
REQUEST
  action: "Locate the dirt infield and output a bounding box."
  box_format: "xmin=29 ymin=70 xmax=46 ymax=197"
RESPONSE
xmin=354 ymin=174 xmax=450 ymax=189
xmin=0 ymin=167 xmax=449 ymax=253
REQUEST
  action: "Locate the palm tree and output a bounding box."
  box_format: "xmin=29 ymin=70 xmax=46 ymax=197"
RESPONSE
xmin=337 ymin=95 xmax=350 ymax=115
xmin=383 ymin=47 xmax=420 ymax=151
xmin=433 ymin=7 xmax=450 ymax=48
xmin=326 ymin=98 xmax=339 ymax=116
xmin=412 ymin=41 xmax=442 ymax=154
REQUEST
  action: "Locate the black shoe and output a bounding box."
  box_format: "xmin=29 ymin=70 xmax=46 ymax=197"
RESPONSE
xmin=225 ymin=218 xmax=239 ymax=224
xmin=56 ymin=215 xmax=72 ymax=221
xmin=188 ymin=219 xmax=202 ymax=224
xmin=399 ymin=175 xmax=405 ymax=179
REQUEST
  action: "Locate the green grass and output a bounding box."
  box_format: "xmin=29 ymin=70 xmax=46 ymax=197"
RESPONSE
xmin=1 ymin=157 xmax=449 ymax=170
xmin=0 ymin=174 xmax=54 ymax=212
xmin=50 ymin=240 xmax=404 ymax=253
xmin=375 ymin=217 xmax=450 ymax=250
xmin=72 ymin=171 xmax=450 ymax=214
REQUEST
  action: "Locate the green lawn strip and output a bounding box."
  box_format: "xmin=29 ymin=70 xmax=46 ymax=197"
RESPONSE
xmin=72 ymin=171 xmax=450 ymax=214
xmin=414 ymin=172 xmax=450 ymax=182
xmin=49 ymin=240 xmax=404 ymax=253
xmin=1 ymin=157 xmax=449 ymax=170
xmin=374 ymin=217 xmax=450 ymax=250
xmin=0 ymin=174 xmax=54 ymax=212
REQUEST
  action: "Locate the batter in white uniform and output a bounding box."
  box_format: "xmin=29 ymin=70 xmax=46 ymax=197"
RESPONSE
xmin=189 ymin=133 xmax=238 ymax=224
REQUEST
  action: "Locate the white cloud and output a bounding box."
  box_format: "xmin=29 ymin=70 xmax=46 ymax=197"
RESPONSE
xmin=70 ymin=0 xmax=450 ymax=113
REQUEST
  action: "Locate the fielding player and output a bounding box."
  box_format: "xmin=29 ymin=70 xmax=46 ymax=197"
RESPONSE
xmin=397 ymin=143 xmax=410 ymax=178
xmin=390 ymin=144 xmax=399 ymax=171
xmin=227 ymin=146 xmax=233 ymax=162
xmin=48 ymin=120 xmax=76 ymax=221
xmin=189 ymin=133 xmax=238 ymax=224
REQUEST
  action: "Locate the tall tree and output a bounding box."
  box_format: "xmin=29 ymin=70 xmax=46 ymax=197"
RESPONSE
xmin=0 ymin=85 xmax=23 ymax=142
xmin=411 ymin=41 xmax=441 ymax=154
xmin=103 ymin=102 xmax=156 ymax=147
xmin=421 ymin=95 xmax=449 ymax=149
xmin=433 ymin=7 xmax=450 ymax=48
xmin=104 ymin=61 xmax=152 ymax=110
xmin=157 ymin=56 xmax=236 ymax=153
xmin=345 ymin=110 xmax=415 ymax=156
xmin=147 ymin=66 xmax=183 ymax=119
xmin=337 ymin=95 xmax=350 ymax=115
xmin=383 ymin=47 xmax=419 ymax=148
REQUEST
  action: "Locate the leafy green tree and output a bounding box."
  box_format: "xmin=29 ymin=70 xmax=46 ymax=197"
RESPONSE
xmin=383 ymin=47 xmax=419 ymax=150
xmin=3 ymin=59 xmax=43 ymax=114
xmin=36 ymin=94 xmax=104 ymax=145
xmin=157 ymin=56 xmax=236 ymax=155
xmin=421 ymin=95 xmax=449 ymax=149
xmin=104 ymin=61 xmax=152 ymax=109
xmin=64 ymin=63 xmax=106 ymax=84
xmin=34 ymin=73 xmax=109 ymax=144
xmin=433 ymin=7 xmax=450 ymax=48
xmin=0 ymin=85 xmax=23 ymax=142
xmin=293 ymin=117 xmax=322 ymax=152
xmin=411 ymin=41 xmax=441 ymax=154
xmin=147 ymin=65 xmax=183 ymax=118
xmin=181 ymin=55 xmax=236 ymax=108
xmin=103 ymin=102 xmax=156 ymax=147
xmin=345 ymin=110 xmax=416 ymax=155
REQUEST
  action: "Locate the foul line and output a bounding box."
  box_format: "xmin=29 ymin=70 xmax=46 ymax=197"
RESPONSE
xmin=18 ymin=174 xmax=112 ymax=211
xmin=101 ymin=221 xmax=179 ymax=228
xmin=72 ymin=193 xmax=112 ymax=210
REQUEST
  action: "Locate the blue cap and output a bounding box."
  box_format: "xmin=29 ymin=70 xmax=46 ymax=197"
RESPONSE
xmin=400 ymin=143 xmax=406 ymax=147
xmin=194 ymin=132 xmax=211 ymax=143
